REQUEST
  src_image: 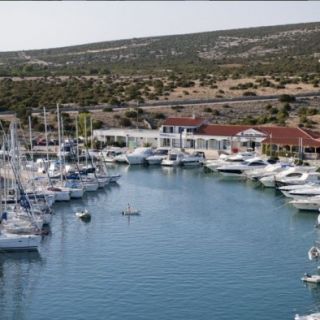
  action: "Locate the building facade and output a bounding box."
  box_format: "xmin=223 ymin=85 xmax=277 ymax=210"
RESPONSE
xmin=93 ymin=117 xmax=320 ymax=159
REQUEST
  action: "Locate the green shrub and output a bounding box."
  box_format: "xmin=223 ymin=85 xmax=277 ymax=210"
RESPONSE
xmin=125 ymin=110 xmax=138 ymax=118
xmin=153 ymin=113 xmax=166 ymax=119
xmin=119 ymin=117 xmax=132 ymax=127
xmin=243 ymin=91 xmax=256 ymax=96
xmin=279 ymin=94 xmax=295 ymax=102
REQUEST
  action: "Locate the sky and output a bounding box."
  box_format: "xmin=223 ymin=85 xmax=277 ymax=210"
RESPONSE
xmin=1 ymin=1 xmax=320 ymax=52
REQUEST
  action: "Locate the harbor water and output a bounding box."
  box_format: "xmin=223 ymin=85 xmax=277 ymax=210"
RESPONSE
xmin=1 ymin=165 xmax=320 ymax=320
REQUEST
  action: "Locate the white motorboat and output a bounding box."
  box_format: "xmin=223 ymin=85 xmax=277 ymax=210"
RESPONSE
xmin=125 ymin=147 xmax=154 ymax=165
xmin=161 ymin=150 xmax=186 ymax=166
xmin=276 ymin=172 xmax=320 ymax=188
xmin=75 ymin=209 xmax=91 ymax=221
xmin=301 ymin=273 xmax=320 ymax=284
xmin=288 ymin=186 xmax=320 ymax=200
xmin=181 ymin=151 xmax=205 ymax=167
xmin=279 ymin=184 xmax=316 ymax=197
xmin=100 ymin=147 xmax=127 ymax=163
xmin=122 ymin=204 xmax=140 ymax=215
xmin=87 ymin=148 xmax=100 ymax=160
xmin=295 ymin=313 xmax=320 ymax=320
xmin=216 ymin=157 xmax=268 ymax=177
xmin=114 ymin=153 xmax=128 ymax=164
xmin=308 ymin=245 xmax=320 ymax=260
xmin=205 ymin=151 xmax=256 ymax=172
xmin=146 ymin=148 xmax=169 ymax=165
xmin=315 ymin=213 xmax=320 ymax=228
xmin=259 ymin=166 xmax=316 ymax=188
xmin=290 ymin=196 xmax=320 ymax=211
xmin=0 ymin=230 xmax=41 ymax=252
xmin=245 ymin=163 xmax=289 ymax=181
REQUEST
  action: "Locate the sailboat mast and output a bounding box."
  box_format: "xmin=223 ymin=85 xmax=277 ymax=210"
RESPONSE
xmin=28 ymin=116 xmax=34 ymax=163
xmin=84 ymin=115 xmax=88 ymax=168
xmin=90 ymin=116 xmax=93 ymax=150
xmin=61 ymin=116 xmax=66 ymax=165
xmin=44 ymin=107 xmax=49 ymax=162
xmin=76 ymin=114 xmax=80 ymax=166
xmin=57 ymin=103 xmax=63 ymax=183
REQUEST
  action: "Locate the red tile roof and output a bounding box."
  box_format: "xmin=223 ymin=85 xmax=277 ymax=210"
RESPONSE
xmin=196 ymin=124 xmax=315 ymax=139
xmin=196 ymin=124 xmax=320 ymax=147
xmin=163 ymin=117 xmax=205 ymax=127
xmin=197 ymin=124 xmax=253 ymax=136
xmin=163 ymin=117 xmax=320 ymax=147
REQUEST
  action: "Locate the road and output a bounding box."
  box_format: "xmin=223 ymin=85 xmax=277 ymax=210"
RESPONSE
xmin=1 ymin=91 xmax=320 ymax=116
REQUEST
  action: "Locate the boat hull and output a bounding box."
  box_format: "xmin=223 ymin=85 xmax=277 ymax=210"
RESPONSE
xmin=0 ymin=233 xmax=41 ymax=252
xmin=290 ymin=201 xmax=320 ymax=211
xmin=70 ymin=188 xmax=84 ymax=199
xmin=83 ymin=182 xmax=99 ymax=192
xmin=54 ymin=191 xmax=71 ymax=201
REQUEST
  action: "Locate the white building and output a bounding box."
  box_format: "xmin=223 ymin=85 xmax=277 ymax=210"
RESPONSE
xmin=93 ymin=128 xmax=159 ymax=148
xmin=93 ymin=117 xmax=320 ymax=158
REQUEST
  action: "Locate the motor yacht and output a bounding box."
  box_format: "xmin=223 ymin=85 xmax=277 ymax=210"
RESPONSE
xmin=216 ymin=157 xmax=268 ymax=177
xmin=276 ymin=172 xmax=320 ymax=188
xmin=125 ymin=147 xmax=154 ymax=165
xmin=146 ymin=148 xmax=169 ymax=165
xmin=114 ymin=153 xmax=128 ymax=164
xmin=259 ymin=166 xmax=316 ymax=188
xmin=161 ymin=150 xmax=186 ymax=166
xmin=289 ymin=196 xmax=320 ymax=211
xmin=181 ymin=151 xmax=205 ymax=167
xmin=100 ymin=147 xmax=127 ymax=163
xmin=279 ymin=184 xmax=317 ymax=197
xmin=245 ymin=163 xmax=289 ymax=181
xmin=287 ymin=186 xmax=320 ymax=200
xmin=205 ymin=151 xmax=256 ymax=172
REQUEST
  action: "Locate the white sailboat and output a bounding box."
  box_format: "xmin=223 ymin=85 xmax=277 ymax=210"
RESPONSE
xmin=0 ymin=230 xmax=41 ymax=252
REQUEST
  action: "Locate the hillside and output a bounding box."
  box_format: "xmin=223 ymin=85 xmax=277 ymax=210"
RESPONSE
xmin=1 ymin=21 xmax=320 ymax=132
xmin=1 ymin=22 xmax=320 ymax=77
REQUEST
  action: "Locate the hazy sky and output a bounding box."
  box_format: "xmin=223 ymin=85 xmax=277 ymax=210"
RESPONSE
xmin=1 ymin=1 xmax=320 ymax=51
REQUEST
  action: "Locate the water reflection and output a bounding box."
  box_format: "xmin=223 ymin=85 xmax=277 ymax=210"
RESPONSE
xmin=0 ymin=251 xmax=41 ymax=264
xmin=0 ymin=251 xmax=42 ymax=320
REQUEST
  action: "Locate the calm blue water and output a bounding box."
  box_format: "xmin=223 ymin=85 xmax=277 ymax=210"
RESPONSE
xmin=1 ymin=166 xmax=320 ymax=320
